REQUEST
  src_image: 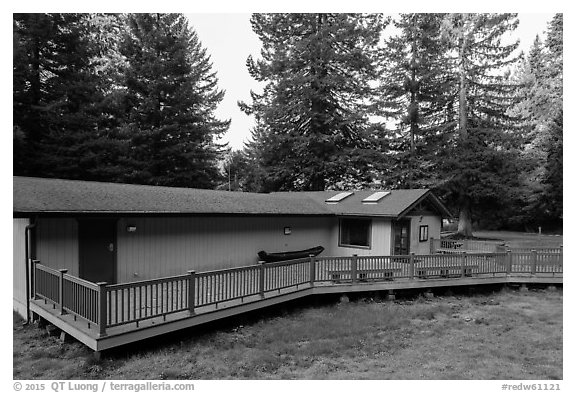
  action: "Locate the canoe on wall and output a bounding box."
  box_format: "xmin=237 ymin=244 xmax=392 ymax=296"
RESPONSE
xmin=258 ymin=246 xmax=325 ymax=263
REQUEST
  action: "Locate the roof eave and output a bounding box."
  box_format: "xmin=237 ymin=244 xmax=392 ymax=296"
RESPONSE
xmin=396 ymin=191 xmax=453 ymax=220
xmin=13 ymin=211 xmax=334 ymax=218
xmin=334 ymin=213 xmax=399 ymax=218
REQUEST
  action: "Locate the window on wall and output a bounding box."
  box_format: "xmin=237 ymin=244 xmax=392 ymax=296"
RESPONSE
xmin=339 ymin=218 xmax=371 ymax=248
xmin=419 ymin=225 xmax=429 ymax=242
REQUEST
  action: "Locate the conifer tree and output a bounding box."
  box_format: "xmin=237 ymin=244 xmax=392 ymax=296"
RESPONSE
xmin=508 ymin=14 xmax=562 ymax=229
xmin=14 ymin=13 xmax=229 ymax=188
xmin=541 ymin=110 xmax=562 ymax=223
xmin=13 ymin=13 xmax=109 ymax=178
xmin=118 ymin=13 xmax=229 ymax=188
xmin=379 ymin=13 xmax=453 ymax=189
xmin=540 ymin=14 xmax=563 ymax=225
xmin=438 ymin=13 xmax=523 ymax=236
xmin=241 ymin=13 xmax=387 ymax=191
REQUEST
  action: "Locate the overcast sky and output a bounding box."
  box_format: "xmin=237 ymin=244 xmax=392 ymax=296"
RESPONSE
xmin=185 ymin=13 xmax=556 ymax=151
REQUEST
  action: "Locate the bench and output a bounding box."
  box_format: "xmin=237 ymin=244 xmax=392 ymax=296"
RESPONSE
xmin=436 ymin=249 xmax=466 ymax=255
xmin=436 ymin=241 xmax=466 ymax=254
xmin=328 ymin=268 xmax=402 ymax=282
xmin=415 ymin=264 xmax=479 ymax=278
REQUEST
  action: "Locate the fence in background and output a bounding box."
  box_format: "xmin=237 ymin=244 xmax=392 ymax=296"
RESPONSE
xmin=430 ymin=238 xmax=505 ymax=253
xmin=430 ymin=238 xmax=563 ymax=255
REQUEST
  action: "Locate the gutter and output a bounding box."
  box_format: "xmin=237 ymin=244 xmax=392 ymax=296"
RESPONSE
xmin=24 ymin=218 xmax=37 ymax=325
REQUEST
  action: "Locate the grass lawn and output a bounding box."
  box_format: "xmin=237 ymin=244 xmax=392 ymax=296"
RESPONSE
xmin=13 ymin=286 xmax=562 ymax=380
xmin=469 ymin=230 xmax=562 ymax=248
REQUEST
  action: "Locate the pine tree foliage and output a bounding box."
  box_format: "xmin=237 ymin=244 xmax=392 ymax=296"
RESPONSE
xmin=379 ymin=13 xmax=454 ymax=189
xmin=509 ymin=14 xmax=562 ymax=228
xmin=13 ymin=13 xmax=107 ymax=178
xmin=240 ymin=13 xmax=388 ymax=191
xmin=118 ymin=13 xmax=229 ymax=188
xmin=541 ymin=110 xmax=562 ymax=221
xmin=13 ymin=13 xmax=562 ymax=229
xmin=436 ymin=13 xmax=524 ymax=235
xmin=217 ymin=150 xmax=263 ymax=192
xmin=13 ymin=13 xmax=229 ymax=189
xmin=540 ymin=14 xmax=563 ymax=224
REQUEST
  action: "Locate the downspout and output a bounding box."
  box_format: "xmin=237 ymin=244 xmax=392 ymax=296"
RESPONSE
xmin=24 ymin=218 xmax=37 ymax=325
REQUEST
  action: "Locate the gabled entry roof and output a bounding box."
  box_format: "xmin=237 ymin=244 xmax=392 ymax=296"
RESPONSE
xmin=13 ymin=176 xmax=452 ymax=218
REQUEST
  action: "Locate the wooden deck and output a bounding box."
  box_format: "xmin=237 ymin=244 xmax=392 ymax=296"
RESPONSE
xmin=29 ymin=251 xmax=563 ymax=352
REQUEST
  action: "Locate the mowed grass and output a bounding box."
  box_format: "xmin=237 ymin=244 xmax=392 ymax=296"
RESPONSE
xmin=473 ymin=230 xmax=563 ymax=248
xmin=13 ymin=287 xmax=562 ymax=380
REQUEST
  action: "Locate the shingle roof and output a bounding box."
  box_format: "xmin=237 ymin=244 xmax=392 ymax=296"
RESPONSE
xmin=273 ymin=190 xmax=449 ymax=218
xmin=13 ymin=177 xmax=329 ymax=216
xmin=13 ymin=176 xmax=451 ymax=218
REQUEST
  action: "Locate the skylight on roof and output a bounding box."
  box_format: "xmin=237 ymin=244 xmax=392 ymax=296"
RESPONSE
xmin=362 ymin=191 xmax=390 ymax=204
xmin=325 ymin=191 xmax=354 ymax=204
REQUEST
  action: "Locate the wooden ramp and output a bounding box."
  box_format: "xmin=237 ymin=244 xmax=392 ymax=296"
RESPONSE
xmin=28 ymin=251 xmax=563 ymax=352
xmin=30 ymin=273 xmax=562 ymax=352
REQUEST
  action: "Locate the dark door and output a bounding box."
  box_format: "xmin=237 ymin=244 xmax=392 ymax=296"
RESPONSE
xmin=393 ymin=220 xmax=410 ymax=255
xmin=78 ymin=219 xmax=116 ymax=284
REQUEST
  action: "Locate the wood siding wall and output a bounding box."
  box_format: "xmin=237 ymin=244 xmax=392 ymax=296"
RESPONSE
xmin=330 ymin=218 xmax=392 ymax=256
xmin=407 ymin=214 xmax=441 ymax=255
xmin=35 ymin=218 xmax=79 ymax=276
xmin=116 ymin=216 xmax=333 ymax=282
xmin=29 ymin=214 xmax=442 ymax=286
xmin=13 ymin=218 xmax=29 ymax=317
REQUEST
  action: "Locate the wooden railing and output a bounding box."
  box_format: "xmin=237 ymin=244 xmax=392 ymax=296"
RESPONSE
xmin=33 ymin=262 xmax=60 ymax=305
xmin=431 ymin=238 xmax=562 ymax=255
xmin=61 ymin=274 xmax=100 ymax=326
xmin=32 ymin=261 xmax=104 ymax=334
xmin=315 ymin=256 xmax=353 ymax=281
xmin=507 ymin=246 xmax=562 ymax=254
xmin=196 ymin=265 xmax=260 ymax=307
xmin=263 ymin=257 xmax=311 ymax=292
xmin=105 ymin=274 xmax=191 ymax=328
xmin=31 ymin=248 xmax=562 ymax=337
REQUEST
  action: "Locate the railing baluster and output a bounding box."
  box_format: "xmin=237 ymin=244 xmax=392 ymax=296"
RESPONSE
xmin=169 ymin=280 xmax=173 ymax=312
xmin=120 ymin=288 xmax=125 ymax=322
xmin=154 ymin=283 xmax=160 ymax=315
xmin=133 ymin=287 xmax=137 ymax=320
xmin=159 ymin=282 xmax=164 ymax=316
xmin=200 ymin=276 xmax=204 ymax=306
xmin=226 ymin=271 xmax=230 ymax=300
xmin=210 ymin=274 xmax=214 ymax=303
xmin=229 ymin=271 xmax=233 ymax=299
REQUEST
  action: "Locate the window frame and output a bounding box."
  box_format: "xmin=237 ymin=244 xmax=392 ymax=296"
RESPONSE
xmin=338 ymin=218 xmax=372 ymax=249
xmin=419 ymin=225 xmax=429 ymax=242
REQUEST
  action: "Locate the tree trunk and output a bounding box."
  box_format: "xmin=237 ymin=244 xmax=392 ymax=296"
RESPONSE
xmin=457 ymin=197 xmax=473 ymax=237
xmin=307 ymin=13 xmax=327 ymax=192
xmin=456 ymin=23 xmax=471 ymax=237
xmin=458 ymin=37 xmax=468 ymax=140
xmin=406 ymin=14 xmax=419 ymax=189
